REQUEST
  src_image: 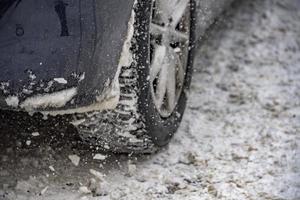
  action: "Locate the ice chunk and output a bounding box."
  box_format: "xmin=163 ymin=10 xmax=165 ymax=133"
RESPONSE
xmin=54 ymin=78 xmax=68 ymax=84
xmin=68 ymin=155 xmax=80 ymax=166
xmin=49 ymin=166 xmax=55 ymax=172
xmin=40 ymin=186 xmax=48 ymax=195
xmin=79 ymin=186 xmax=91 ymax=194
xmin=93 ymin=154 xmax=107 ymax=161
xmin=31 ymin=132 xmax=40 ymax=137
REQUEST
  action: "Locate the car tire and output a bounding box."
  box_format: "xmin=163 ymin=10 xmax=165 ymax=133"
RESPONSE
xmin=136 ymin=0 xmax=196 ymax=146
xmin=74 ymin=0 xmax=196 ymax=153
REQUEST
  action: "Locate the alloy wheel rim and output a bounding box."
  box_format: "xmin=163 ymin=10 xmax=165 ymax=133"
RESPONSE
xmin=149 ymin=0 xmax=191 ymax=118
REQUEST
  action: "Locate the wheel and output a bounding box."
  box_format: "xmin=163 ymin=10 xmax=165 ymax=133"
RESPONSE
xmin=138 ymin=0 xmax=196 ymax=146
xmin=74 ymin=0 xmax=196 ymax=153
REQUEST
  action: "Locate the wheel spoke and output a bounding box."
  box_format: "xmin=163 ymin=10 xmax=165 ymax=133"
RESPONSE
xmin=150 ymin=0 xmax=191 ymax=118
xmin=155 ymin=0 xmax=175 ymax=23
xmin=150 ymin=23 xmax=166 ymax=36
xmin=150 ymin=23 xmax=188 ymax=42
xmin=170 ymin=30 xmax=189 ymax=42
xmin=156 ymin=63 xmax=168 ymax=109
xmin=174 ymin=50 xmax=185 ymax=87
xmin=166 ymin=58 xmax=176 ymax=110
xmin=170 ymin=0 xmax=190 ymax=28
xmin=150 ymin=45 xmax=167 ymax=82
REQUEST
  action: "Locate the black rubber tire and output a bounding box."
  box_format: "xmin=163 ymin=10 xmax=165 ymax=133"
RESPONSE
xmin=135 ymin=0 xmax=197 ymax=146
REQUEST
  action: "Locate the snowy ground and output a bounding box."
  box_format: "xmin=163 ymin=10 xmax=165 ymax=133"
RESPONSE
xmin=1 ymin=0 xmax=300 ymax=199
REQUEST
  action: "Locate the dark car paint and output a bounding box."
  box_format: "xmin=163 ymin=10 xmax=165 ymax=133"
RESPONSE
xmin=0 ymin=0 xmax=233 ymax=112
xmin=0 ymin=0 xmax=134 ymax=110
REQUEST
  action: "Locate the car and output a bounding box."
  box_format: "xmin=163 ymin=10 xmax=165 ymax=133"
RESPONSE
xmin=0 ymin=0 xmax=233 ymax=153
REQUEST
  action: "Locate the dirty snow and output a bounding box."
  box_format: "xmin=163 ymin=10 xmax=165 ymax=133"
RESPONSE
xmin=4 ymin=96 xmax=19 ymax=108
xmin=20 ymin=87 xmax=77 ymax=111
xmin=0 ymin=0 xmax=300 ymax=200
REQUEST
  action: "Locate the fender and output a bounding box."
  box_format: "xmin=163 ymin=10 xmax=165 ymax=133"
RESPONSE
xmin=0 ymin=0 xmax=135 ymax=112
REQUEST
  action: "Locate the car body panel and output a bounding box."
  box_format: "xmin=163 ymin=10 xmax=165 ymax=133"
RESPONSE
xmin=0 ymin=0 xmax=135 ymax=111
